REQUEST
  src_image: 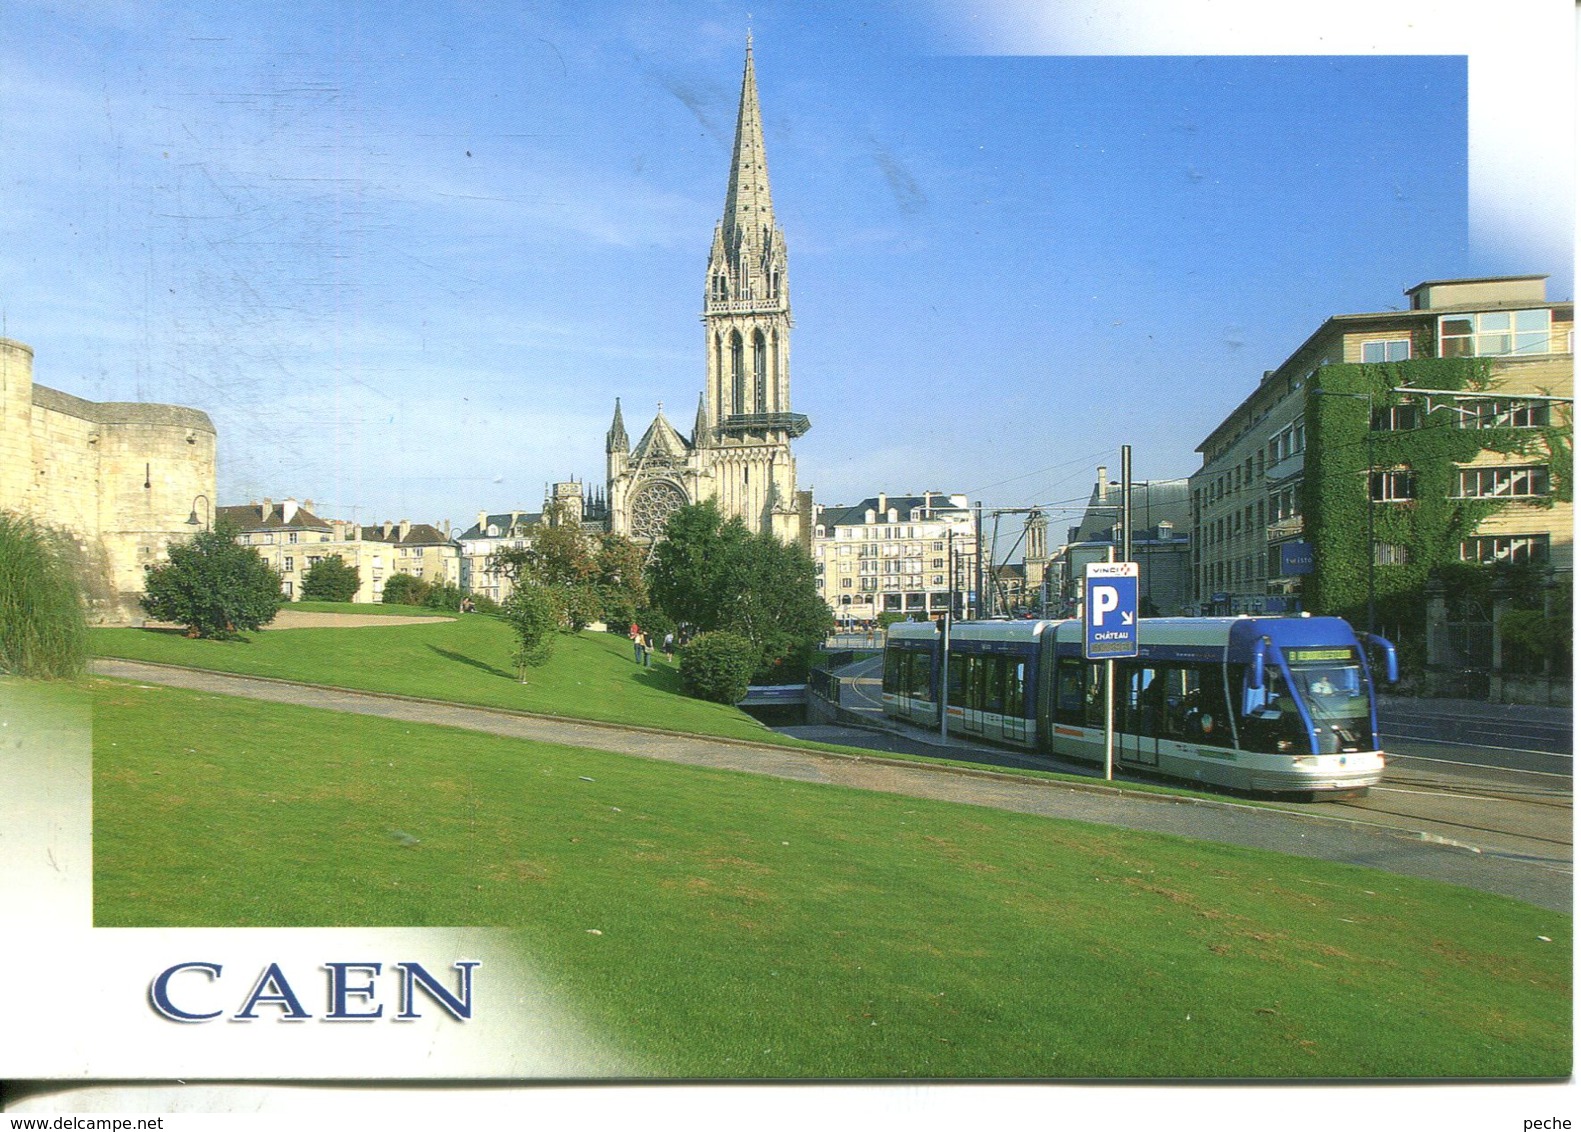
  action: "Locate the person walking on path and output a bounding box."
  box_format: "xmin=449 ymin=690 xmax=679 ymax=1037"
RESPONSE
xmin=662 ymin=631 xmax=675 ymax=663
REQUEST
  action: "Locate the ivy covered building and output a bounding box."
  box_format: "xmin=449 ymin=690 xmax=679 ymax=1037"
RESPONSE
xmin=1190 ymin=276 xmax=1571 ymax=684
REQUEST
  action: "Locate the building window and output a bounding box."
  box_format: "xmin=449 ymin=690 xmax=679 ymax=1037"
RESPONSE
xmin=1455 ymin=465 xmax=1550 ymax=499
xmin=1361 ymin=338 xmax=1411 ymax=363
xmin=1371 ymin=468 xmax=1416 ymax=502
xmin=1460 ymin=535 xmax=1550 ymax=565
xmin=1373 ymin=542 xmax=1410 ymax=566
xmin=288 ymin=531 xmax=299 ymax=544
xmin=1439 ymin=309 xmax=1551 ymax=357
xmin=283 ymin=556 xmax=295 ymax=572
xmin=1454 ymin=398 xmax=1552 ymax=429
xmin=1371 ymin=404 xmax=1420 ymax=431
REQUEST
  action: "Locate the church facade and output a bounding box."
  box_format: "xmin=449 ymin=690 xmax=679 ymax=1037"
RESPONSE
xmin=605 ymin=39 xmax=812 ymax=549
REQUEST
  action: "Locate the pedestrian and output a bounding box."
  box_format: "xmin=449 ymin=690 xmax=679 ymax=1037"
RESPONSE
xmin=630 ymin=622 xmax=642 ymax=663
xmin=639 ymin=631 xmax=652 ymax=667
xmin=662 ymin=631 xmax=675 ymax=663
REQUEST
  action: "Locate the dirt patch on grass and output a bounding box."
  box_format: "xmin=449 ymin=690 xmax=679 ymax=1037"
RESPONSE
xmin=268 ymin=610 xmax=455 ymax=629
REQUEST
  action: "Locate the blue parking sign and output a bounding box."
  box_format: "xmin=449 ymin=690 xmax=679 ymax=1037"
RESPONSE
xmin=1084 ymin=562 xmax=1139 ymax=659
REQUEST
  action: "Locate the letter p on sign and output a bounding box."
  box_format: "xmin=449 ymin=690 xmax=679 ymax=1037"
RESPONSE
xmin=1091 ymin=585 xmax=1119 ymax=625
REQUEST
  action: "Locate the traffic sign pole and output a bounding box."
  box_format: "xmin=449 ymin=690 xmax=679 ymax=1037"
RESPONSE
xmin=1084 ymin=560 xmax=1140 ymax=784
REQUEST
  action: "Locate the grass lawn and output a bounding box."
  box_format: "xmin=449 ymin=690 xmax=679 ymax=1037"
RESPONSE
xmin=93 ymin=679 xmax=1572 ymax=1080
xmin=94 ymin=609 xmax=778 ymax=743
xmin=289 ymin=600 xmax=454 ymax=617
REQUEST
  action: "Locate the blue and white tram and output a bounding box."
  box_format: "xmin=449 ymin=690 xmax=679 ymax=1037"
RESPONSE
xmin=882 ymin=615 xmax=1398 ymax=796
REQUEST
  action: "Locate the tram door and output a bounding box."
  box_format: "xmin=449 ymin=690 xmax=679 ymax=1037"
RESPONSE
xmin=1117 ymin=663 xmax=1161 ymax=767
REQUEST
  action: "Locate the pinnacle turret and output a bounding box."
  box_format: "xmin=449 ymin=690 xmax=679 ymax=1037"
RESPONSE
xmin=722 ymin=35 xmax=774 ymax=251
xmin=607 ymin=397 xmax=629 ymax=454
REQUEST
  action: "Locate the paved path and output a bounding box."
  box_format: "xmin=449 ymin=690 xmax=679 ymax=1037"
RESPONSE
xmin=94 ymin=658 xmax=1571 ymax=912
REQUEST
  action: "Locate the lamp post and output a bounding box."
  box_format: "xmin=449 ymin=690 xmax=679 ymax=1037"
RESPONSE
xmin=1313 ymin=390 xmax=1375 ymax=636
xmin=186 ymin=494 xmax=212 ymax=531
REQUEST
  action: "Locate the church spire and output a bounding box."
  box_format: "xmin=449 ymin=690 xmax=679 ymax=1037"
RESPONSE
xmin=606 ymin=397 xmax=628 ymax=454
xmin=721 ymin=35 xmax=774 ymax=252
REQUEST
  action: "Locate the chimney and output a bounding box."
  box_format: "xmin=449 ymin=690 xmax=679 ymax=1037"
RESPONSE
xmin=1096 ymin=467 xmax=1108 ymax=504
xmin=282 ymin=498 xmax=299 ymax=524
xmin=877 ymin=492 xmax=887 ymax=515
xmin=399 ymin=520 xmax=411 ymax=541
xmin=923 ymin=490 xmax=933 ymax=517
xmin=477 ymin=510 xmax=488 ymax=533
xmin=381 ymin=521 xmax=393 ymax=540
xmin=261 ymin=498 xmax=273 ymax=521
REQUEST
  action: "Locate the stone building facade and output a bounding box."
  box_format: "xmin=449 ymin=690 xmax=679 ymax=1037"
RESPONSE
xmin=1 ymin=336 xmax=216 ymax=623
xmin=605 ymin=38 xmax=812 ymax=549
xmin=220 ymin=498 xmax=459 ymax=604
xmin=811 ymin=493 xmax=978 ymax=625
xmin=1190 ymin=275 xmax=1573 ymax=617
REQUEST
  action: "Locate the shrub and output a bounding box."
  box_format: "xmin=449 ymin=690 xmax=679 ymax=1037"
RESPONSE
xmin=380 ymin=573 xmax=428 ymax=605
xmin=140 ymin=524 xmax=283 ymax=640
xmin=679 ymin=631 xmax=757 ymax=704
xmin=421 ymin=581 xmax=463 ymax=612
xmin=467 ymin=593 xmax=502 ymax=616
xmin=299 ymin=555 xmax=361 ymax=602
xmin=0 ymin=511 xmax=87 ymax=678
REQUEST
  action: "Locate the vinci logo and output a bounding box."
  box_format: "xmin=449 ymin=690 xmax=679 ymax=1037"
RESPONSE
xmin=149 ymin=960 xmax=479 ymax=1022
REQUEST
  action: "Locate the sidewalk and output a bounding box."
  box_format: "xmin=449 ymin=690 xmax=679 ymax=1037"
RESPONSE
xmin=94 ymin=658 xmax=1571 ymax=912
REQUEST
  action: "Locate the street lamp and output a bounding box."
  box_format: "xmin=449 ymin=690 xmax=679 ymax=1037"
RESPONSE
xmin=186 ymin=494 xmax=212 ymax=531
xmin=1312 ymin=390 xmax=1375 ymax=636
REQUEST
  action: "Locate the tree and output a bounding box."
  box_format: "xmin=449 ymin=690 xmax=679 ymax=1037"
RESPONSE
xmin=646 ymin=501 xmax=751 ymax=635
xmin=0 ymin=511 xmax=87 ymax=678
xmin=140 ymin=523 xmax=283 ymax=639
xmin=299 ymin=555 xmax=361 ymax=603
xmin=500 ymin=584 xmax=558 ymax=681
xmin=647 ymin=502 xmax=832 ymax=681
xmin=594 ymin=532 xmax=649 ymax=631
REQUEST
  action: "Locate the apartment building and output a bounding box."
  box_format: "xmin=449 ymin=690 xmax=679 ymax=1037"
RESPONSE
xmin=811 ymin=492 xmax=978 ymax=625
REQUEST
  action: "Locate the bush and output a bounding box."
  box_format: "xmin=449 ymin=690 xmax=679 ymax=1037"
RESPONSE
xmin=141 ymin=524 xmax=283 ymax=640
xmin=467 ymin=593 xmax=502 ymax=616
xmin=679 ymin=631 xmax=757 ymax=704
xmin=421 ymin=581 xmax=463 ymax=612
xmin=380 ymin=574 xmax=428 ymax=605
xmin=0 ymin=511 xmax=87 ymax=678
xmin=300 ymin=555 xmax=361 ymax=602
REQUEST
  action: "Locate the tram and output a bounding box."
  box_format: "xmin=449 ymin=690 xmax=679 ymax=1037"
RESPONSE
xmin=882 ymin=615 xmax=1398 ymax=795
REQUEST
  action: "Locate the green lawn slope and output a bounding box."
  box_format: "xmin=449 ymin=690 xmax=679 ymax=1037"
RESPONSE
xmin=94 ymin=609 xmax=775 ymax=742
xmin=93 ymin=679 xmax=1572 ymax=1080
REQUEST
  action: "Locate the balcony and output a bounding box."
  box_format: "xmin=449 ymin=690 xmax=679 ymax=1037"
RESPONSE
xmin=718 ymin=412 xmax=811 ymax=438
xmin=1266 ymin=514 xmax=1304 ymax=542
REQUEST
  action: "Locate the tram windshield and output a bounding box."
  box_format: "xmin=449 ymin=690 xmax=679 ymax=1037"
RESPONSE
xmin=1241 ymin=646 xmax=1373 ymax=754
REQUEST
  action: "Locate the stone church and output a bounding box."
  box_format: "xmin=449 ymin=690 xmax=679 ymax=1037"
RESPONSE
xmin=604 ymin=38 xmax=813 ymax=549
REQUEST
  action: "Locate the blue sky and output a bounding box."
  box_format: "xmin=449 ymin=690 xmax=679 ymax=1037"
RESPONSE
xmin=0 ymin=1 xmax=1568 ymax=532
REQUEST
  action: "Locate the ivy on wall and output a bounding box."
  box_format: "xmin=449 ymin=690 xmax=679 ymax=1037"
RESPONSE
xmin=1301 ymin=357 xmax=1568 ymax=633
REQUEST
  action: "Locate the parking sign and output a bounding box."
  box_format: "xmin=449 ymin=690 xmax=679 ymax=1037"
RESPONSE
xmin=1084 ymin=562 xmax=1139 ymax=659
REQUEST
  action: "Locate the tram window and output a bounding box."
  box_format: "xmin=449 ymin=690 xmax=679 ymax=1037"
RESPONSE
xmin=1007 ymin=660 xmax=1026 ymax=716
xmin=1055 ymin=659 xmax=1086 ymax=723
xmin=1179 ymin=665 xmax=1233 ymax=749
xmin=884 ymin=649 xmax=903 ymax=694
xmin=906 ymin=652 xmax=933 ymax=700
xmin=948 ymin=653 xmax=967 ymax=705
xmin=984 ymin=656 xmax=1006 ymax=713
xmin=1155 ymin=666 xmax=1194 ymax=739
xmin=1082 ymin=663 xmax=1105 ymax=729
xmin=1123 ymin=665 xmax=1162 ymax=739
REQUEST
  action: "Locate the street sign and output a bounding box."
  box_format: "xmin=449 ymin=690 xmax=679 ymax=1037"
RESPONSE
xmin=1084 ymin=562 xmax=1139 ymax=659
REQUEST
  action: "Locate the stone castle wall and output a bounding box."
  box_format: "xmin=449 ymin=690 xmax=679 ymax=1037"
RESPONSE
xmin=0 ymin=337 xmax=217 ymax=623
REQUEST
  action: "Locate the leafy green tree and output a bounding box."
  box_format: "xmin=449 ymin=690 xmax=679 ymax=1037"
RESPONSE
xmin=380 ymin=573 xmax=428 ymax=605
xmin=486 ymin=502 xmax=609 ymax=631
xmin=647 ymin=501 xmax=832 ymax=680
xmin=422 ymin=580 xmax=464 ymax=611
xmin=299 ymin=554 xmax=361 ymax=602
xmin=0 ymin=511 xmax=87 ymax=678
xmin=646 ymin=501 xmax=751 ymax=635
xmin=500 ymin=584 xmax=559 ymax=681
xmin=594 ymin=532 xmax=649 ymax=629
xmin=140 ymin=523 xmax=283 ymax=640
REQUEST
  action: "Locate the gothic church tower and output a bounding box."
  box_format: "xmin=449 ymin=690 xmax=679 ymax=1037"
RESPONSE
xmin=606 ymin=37 xmax=810 ymax=547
